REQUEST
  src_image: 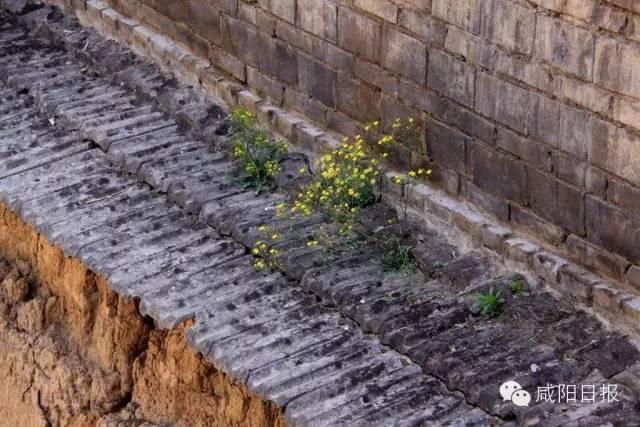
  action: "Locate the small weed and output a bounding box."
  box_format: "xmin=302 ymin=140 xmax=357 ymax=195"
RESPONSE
xmin=251 ymin=225 xmax=284 ymax=271
xmin=229 ymin=107 xmax=288 ymax=192
xmin=476 ymin=287 xmax=504 ymax=318
xmin=509 ymin=279 xmax=525 ymax=295
xmin=290 ymin=134 xmax=381 ymax=235
xmin=381 ymin=239 xmax=415 ymax=276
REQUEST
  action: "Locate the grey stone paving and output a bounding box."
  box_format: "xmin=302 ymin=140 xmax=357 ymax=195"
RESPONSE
xmin=0 ymin=4 xmax=640 ymax=426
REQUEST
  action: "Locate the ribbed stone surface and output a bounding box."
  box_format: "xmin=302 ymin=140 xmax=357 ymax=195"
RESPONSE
xmin=0 ymin=4 xmax=639 ymax=425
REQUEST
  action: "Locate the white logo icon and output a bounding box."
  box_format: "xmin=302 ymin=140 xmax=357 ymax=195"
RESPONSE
xmin=500 ymin=381 xmax=531 ymax=407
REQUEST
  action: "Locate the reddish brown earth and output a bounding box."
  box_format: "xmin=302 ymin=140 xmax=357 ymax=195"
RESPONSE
xmin=0 ymin=203 xmax=285 ymax=427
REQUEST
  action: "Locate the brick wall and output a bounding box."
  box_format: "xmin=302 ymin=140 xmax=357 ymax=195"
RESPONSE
xmin=58 ymin=0 xmax=640 ymax=289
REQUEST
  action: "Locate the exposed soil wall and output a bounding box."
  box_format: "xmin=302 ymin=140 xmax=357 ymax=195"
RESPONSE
xmin=0 ymin=203 xmax=285 ymax=427
xmin=46 ymin=0 xmax=640 ymax=294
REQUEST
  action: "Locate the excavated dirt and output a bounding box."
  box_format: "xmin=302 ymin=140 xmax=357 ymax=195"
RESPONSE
xmin=0 ymin=203 xmax=285 ymax=426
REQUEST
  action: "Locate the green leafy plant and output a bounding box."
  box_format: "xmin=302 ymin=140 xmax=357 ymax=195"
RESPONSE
xmin=477 ymin=288 xmax=504 ymax=318
xmin=253 ymin=116 xmax=434 ymax=271
xmin=381 ymin=238 xmax=416 ymax=276
xmin=509 ymin=279 xmax=525 ymax=295
xmin=229 ymin=106 xmax=288 ymax=192
xmin=290 ymin=134 xmax=381 ymax=235
xmin=251 ymin=225 xmax=283 ymax=271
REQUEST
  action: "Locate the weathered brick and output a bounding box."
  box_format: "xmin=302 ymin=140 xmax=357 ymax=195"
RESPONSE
xmin=354 ymin=0 xmax=398 ymax=22
xmin=403 ymin=0 xmax=432 ymax=10
xmin=593 ymin=283 xmax=629 ymax=312
xmin=247 ymin=66 xmax=284 ymax=104
xmin=614 ymin=97 xmax=640 ymax=131
xmin=527 ymin=167 xmax=585 ymax=235
xmin=176 ymin=23 xmax=209 ymax=59
xmin=558 ymin=104 xmax=590 ymax=159
xmin=566 ymin=234 xmax=630 ymax=281
xmin=533 ymin=251 xmax=569 ymax=283
xmin=427 ymin=118 xmax=469 ymax=174
xmin=607 ymin=177 xmax=640 ymax=218
xmin=257 ymin=33 xmax=298 ymax=84
xmin=293 ymin=124 xmax=325 ymax=152
xmin=265 ymin=0 xmax=296 ymax=24
xmin=100 ymin=8 xmax=120 ymax=36
xmin=511 ymin=205 xmax=567 ymax=245
xmin=275 ymin=19 xmax=312 ymax=52
xmin=564 ymin=0 xmax=597 ymax=21
xmin=256 ymin=8 xmax=277 ymax=35
xmin=475 ymin=73 xmax=535 ymax=135
xmin=505 ymin=237 xmax=541 ymax=266
xmin=586 ymin=196 xmax=640 ymax=263
xmin=552 ymin=151 xmax=586 ymax=187
xmin=585 ymin=165 xmax=608 ymax=199
xmin=380 ymin=95 xmax=421 ymax=134
xmin=626 ymin=265 xmax=640 ymax=291
xmin=432 ymin=0 xmax=482 ymax=34
xmin=354 ymin=59 xmax=399 ymax=94
xmin=297 ymin=53 xmax=336 ymax=107
xmin=274 ymin=110 xmax=303 ymax=139
xmin=210 ymin=44 xmax=246 ymax=81
xmin=153 ymin=0 xmax=188 ymax=23
xmin=337 ymin=7 xmax=380 ymax=62
xmin=558 ymin=264 xmax=600 ymax=304
xmin=470 ymin=143 xmax=526 ymax=204
xmin=443 ymin=100 xmax=495 ymax=144
xmin=427 ymin=49 xmax=475 ymax=108
xmin=554 ymin=75 xmax=615 ymax=117
xmin=284 ymin=87 xmax=327 ymax=124
xmin=336 ymin=74 xmax=380 ymax=122
xmin=531 ymin=94 xmax=560 ymax=147
xmin=594 ymin=36 xmax=640 ymax=100
xmin=591 ymin=3 xmax=626 ymax=32
xmin=528 ymin=0 xmax=563 ymax=12
xmin=220 ymin=15 xmax=258 ymax=67
xmin=327 ymin=110 xmax=363 ymax=137
xmin=380 ymin=26 xmax=426 ymax=85
xmin=482 ymin=0 xmax=535 ymax=55
xmin=238 ymin=2 xmax=257 ymax=25
xmin=601 ymin=0 xmax=640 ymax=14
xmin=536 ymin=15 xmax=594 ymax=80
xmin=622 ymin=298 xmax=640 ymax=323
xmin=397 ymin=80 xmax=444 ymax=117
xmin=309 ymin=39 xmax=355 ymax=75
xmin=461 ymin=180 xmax=510 ymax=220
xmin=297 ymin=0 xmax=337 ymax=42
xmin=186 ymin=0 xmax=221 ymax=43
xmin=444 ymin=27 xmax=480 ymax=63
xmin=590 ymin=127 xmax=640 ymax=187
xmin=398 ymin=9 xmax=446 ymax=45
xmin=217 ymin=0 xmax=238 ymax=16
xmin=496 ymin=128 xmax=551 ymax=171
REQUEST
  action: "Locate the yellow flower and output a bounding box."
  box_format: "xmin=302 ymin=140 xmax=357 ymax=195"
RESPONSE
xmin=258 ymin=224 xmax=268 ymax=232
xmin=307 ymin=240 xmax=319 ymax=247
xmin=408 ymin=171 xmax=416 ymax=178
